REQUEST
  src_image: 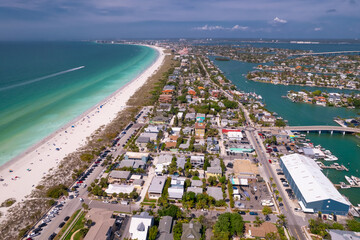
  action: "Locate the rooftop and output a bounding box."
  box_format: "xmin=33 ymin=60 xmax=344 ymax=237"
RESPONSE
xmin=148 ymin=176 xmax=167 ymax=194
xmin=109 ymin=170 xmax=131 ymax=179
xmin=281 ymin=153 xmax=349 ymax=205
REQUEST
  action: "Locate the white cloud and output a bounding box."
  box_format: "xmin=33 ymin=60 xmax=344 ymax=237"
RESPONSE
xmin=194 ymin=24 xmax=248 ymax=31
xmin=231 ymin=25 xmax=248 ymax=30
xmin=273 ymin=17 xmax=287 ymax=24
xmin=314 ymin=27 xmax=322 ymax=31
xmin=194 ymin=25 xmax=224 ymax=30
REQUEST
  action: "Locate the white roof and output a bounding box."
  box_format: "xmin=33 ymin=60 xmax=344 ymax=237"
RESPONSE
xmin=129 ymin=212 xmax=153 ymax=240
xmin=228 ymin=131 xmax=243 ymax=139
xmin=105 ymin=184 xmax=134 ymax=195
xmin=281 ymin=154 xmax=349 ymax=205
xmin=168 ymin=187 xmax=184 ymax=199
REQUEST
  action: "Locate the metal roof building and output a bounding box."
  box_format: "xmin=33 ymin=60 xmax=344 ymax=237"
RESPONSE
xmin=280 ymin=154 xmax=350 ymax=215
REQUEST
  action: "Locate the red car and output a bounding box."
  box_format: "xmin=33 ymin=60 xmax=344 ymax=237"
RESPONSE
xmin=268 ymin=159 xmax=272 ymax=164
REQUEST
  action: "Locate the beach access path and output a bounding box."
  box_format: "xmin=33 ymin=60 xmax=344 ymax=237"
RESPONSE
xmin=0 ymin=45 xmax=166 ymax=220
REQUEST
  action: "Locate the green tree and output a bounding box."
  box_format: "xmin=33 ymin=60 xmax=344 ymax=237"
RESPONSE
xmin=346 ymin=219 xmax=360 ymax=232
xmin=148 ymin=225 xmax=158 ymax=240
xmin=173 ymin=222 xmax=183 ymax=240
xmin=262 ymin=206 xmax=273 ymax=215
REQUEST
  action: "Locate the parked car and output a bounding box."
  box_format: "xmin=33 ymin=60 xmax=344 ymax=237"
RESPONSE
xmin=64 ymin=216 xmax=70 ymax=221
xmin=249 ymin=212 xmax=258 ymax=215
xmin=238 ymin=211 xmax=246 ymax=215
xmin=58 ymin=222 xmax=65 ymax=228
xmin=48 ymin=233 xmax=57 ymax=240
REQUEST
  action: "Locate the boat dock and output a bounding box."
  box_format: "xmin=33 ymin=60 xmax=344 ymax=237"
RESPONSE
xmin=334 ymin=184 xmax=360 ymax=188
xmin=317 ymin=162 xmax=349 ymax=171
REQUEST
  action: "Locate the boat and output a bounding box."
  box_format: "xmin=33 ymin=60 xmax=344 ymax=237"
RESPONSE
xmin=351 ymin=176 xmax=360 ymax=185
xmin=345 ymin=176 xmax=355 ymax=186
xmin=340 ymin=182 xmax=350 ymax=189
xmin=324 ymin=155 xmax=338 ymax=161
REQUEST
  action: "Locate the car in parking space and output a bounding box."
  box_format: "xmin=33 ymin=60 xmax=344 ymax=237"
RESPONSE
xmin=265 ymin=215 xmax=271 ymax=221
xmin=111 ymin=200 xmax=118 ymax=204
xmin=249 ymin=212 xmax=258 ymax=215
xmin=58 ymin=222 xmax=65 ymax=228
xmin=294 ymin=208 xmax=301 ymax=211
xmin=48 ymin=233 xmax=57 ymax=240
xmin=328 ymin=214 xmax=333 ymax=221
xmin=238 ymin=211 xmax=246 ymax=215
xmin=64 ymin=216 xmax=70 ymax=221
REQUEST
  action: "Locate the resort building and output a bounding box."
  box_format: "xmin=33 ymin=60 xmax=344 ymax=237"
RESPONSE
xmin=280 ymin=154 xmax=350 ymax=215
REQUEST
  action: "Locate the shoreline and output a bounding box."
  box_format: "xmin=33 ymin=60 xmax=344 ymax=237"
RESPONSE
xmin=0 ymin=44 xmax=165 ymax=211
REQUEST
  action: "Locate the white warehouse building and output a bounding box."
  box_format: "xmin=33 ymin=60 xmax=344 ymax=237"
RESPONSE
xmin=280 ymin=154 xmax=350 ymax=215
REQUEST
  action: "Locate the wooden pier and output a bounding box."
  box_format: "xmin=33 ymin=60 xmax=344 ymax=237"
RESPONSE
xmin=317 ymin=162 xmax=349 ymax=171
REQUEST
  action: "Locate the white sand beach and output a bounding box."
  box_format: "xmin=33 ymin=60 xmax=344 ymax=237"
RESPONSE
xmin=0 ymin=45 xmax=165 ymax=216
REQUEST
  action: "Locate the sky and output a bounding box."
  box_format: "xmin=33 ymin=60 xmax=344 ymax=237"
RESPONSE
xmin=0 ymin=0 xmax=360 ymax=40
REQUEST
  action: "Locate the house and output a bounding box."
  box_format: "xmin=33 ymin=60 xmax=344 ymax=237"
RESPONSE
xmin=185 ymin=113 xmax=196 ymax=121
xmin=211 ymin=90 xmax=221 ymax=98
xmin=155 ymin=155 xmax=173 ymax=175
xmin=136 ymin=136 xmax=150 ymax=148
xmin=158 ymin=216 xmax=174 ymax=240
xmin=108 ymin=170 xmax=131 ymax=184
xmin=186 ymin=187 xmax=203 ymax=195
xmin=194 ymin=123 xmax=206 ymax=138
xmin=191 ymin=179 xmax=203 ymax=187
xmin=177 ymin=156 xmax=186 ymax=169
xmin=168 ymin=176 xmax=186 ymax=199
xmin=181 ymin=221 xmax=202 ymax=240
xmin=162 ymin=85 xmax=175 ymax=94
xmin=129 ymin=212 xmax=154 ymax=240
xmin=165 ymin=141 xmax=177 ymax=149
xmin=244 ymin=222 xmax=278 ymax=239
xmin=118 ymin=160 xmax=146 ymax=169
xmin=148 ymin=176 xmax=167 ymax=199
xmin=139 ymin=132 xmax=158 ymax=141
xmin=205 ymin=166 xmax=222 ymax=178
xmin=207 ymin=187 xmax=223 ymax=201
xmin=105 ymin=184 xmax=135 ymax=195
xmin=159 ymin=94 xmax=173 ymax=103
xmin=196 ymin=113 xmax=206 ymax=123
xmin=144 ymin=125 xmax=161 ymax=133
xmin=188 ymin=88 xmax=196 ymax=96
xmin=125 ymin=152 xmax=149 ymax=163
xmin=327 ymin=229 xmax=360 ymax=240
xmin=190 ymin=155 xmax=204 ymax=168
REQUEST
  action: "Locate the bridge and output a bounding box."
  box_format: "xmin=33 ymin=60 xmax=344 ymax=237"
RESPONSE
xmin=260 ymin=125 xmax=360 ymax=134
xmin=289 ymin=51 xmax=360 ymax=57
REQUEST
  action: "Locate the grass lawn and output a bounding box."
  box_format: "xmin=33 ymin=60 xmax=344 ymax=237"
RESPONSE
xmin=54 ymin=209 xmax=81 ymax=240
xmin=64 ymin=211 xmax=86 ymax=240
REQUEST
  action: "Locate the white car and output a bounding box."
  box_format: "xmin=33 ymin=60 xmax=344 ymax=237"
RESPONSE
xmin=79 ymin=198 xmax=84 ymax=202
xmin=328 ymin=215 xmax=334 ymax=221
xmin=42 ymin=219 xmax=51 ymax=223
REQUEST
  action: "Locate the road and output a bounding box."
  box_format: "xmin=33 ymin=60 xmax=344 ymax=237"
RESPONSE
xmin=199 ymin=56 xmax=307 ymax=240
xmin=246 ymin=129 xmax=306 ymax=240
xmin=30 ymin=107 xmax=150 ymax=239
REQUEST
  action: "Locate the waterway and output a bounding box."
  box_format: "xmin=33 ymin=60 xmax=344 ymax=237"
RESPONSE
xmin=210 ymin=55 xmax=360 ymax=205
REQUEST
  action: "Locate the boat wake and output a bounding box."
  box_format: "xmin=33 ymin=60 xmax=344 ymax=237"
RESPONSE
xmin=0 ymin=66 xmax=85 ymax=92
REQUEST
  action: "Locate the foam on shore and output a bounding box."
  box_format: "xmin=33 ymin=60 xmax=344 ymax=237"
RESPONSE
xmin=0 ymin=45 xmax=165 ymax=219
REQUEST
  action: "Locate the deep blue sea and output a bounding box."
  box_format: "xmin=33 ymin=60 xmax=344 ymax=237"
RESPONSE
xmin=0 ymin=42 xmax=157 ymax=165
xmin=210 ymin=42 xmax=360 ymax=205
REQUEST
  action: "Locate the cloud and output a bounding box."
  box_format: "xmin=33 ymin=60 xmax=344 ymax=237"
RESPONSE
xmin=326 ymin=8 xmax=336 ymax=13
xmin=194 ymin=24 xmax=248 ymax=31
xmin=194 ymin=24 xmax=224 ymax=30
xmin=273 ymin=17 xmax=287 ymax=24
xmin=314 ymin=27 xmax=322 ymax=31
xmin=231 ymin=25 xmax=248 ymax=30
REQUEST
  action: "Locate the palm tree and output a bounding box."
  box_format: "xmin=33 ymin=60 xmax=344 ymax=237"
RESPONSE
xmin=277 ymin=214 xmax=287 ymax=227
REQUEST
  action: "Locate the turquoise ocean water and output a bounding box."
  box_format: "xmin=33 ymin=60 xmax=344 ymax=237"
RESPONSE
xmin=210 ymin=42 xmax=360 ymax=205
xmin=0 ymin=42 xmax=157 ymax=165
